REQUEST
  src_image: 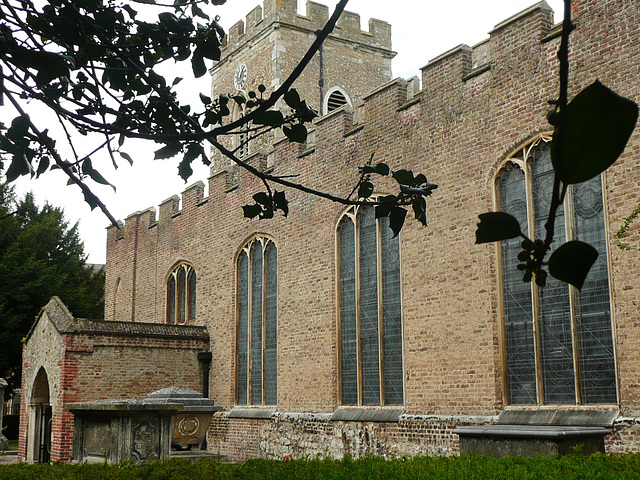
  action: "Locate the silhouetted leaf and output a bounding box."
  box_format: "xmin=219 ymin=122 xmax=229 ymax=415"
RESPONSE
xmin=375 ymin=163 xmax=390 ymax=176
xmin=200 ymin=39 xmax=221 ymax=61
xmin=284 ymin=89 xmax=301 ymax=109
xmin=389 ymin=207 xmax=407 ymax=238
xmin=283 ymin=124 xmax=307 ymax=143
xmin=548 ymin=240 xmax=598 ymax=290
xmin=475 ymin=212 xmax=523 ymax=244
xmin=178 ymin=157 xmax=193 ymax=181
xmin=392 ymin=169 xmax=414 ymax=186
xmin=362 ymin=163 xmax=390 ymax=176
xmin=296 ymin=100 xmax=318 ymax=123
xmin=552 ymin=80 xmax=639 ymax=184
xmin=154 ymin=143 xmax=181 ymax=160
xmin=242 ymin=204 xmax=262 ymax=219
xmin=199 ymin=93 xmax=211 ymax=105
xmin=273 ymin=190 xmax=288 ymax=217
xmin=254 ymin=110 xmax=284 ymax=127
xmin=191 ymin=2 xmax=209 ymax=20
xmin=414 ymin=173 xmax=428 ymax=185
xmin=191 ymin=50 xmax=206 ymax=77
xmin=184 ymin=143 xmax=204 ymax=164
xmin=375 ymin=195 xmax=397 ymax=219
xmin=253 ymin=192 xmax=270 ymax=205
xmin=88 ymin=167 xmax=115 ymax=190
xmin=83 ymin=190 xmax=99 ymax=210
xmin=5 ymin=155 xmax=30 ymax=182
xmin=400 ymin=185 xmax=438 ymax=197
xmin=119 ymin=151 xmax=133 ymax=165
xmin=412 ymin=196 xmax=427 ymax=226
xmin=261 ymin=206 xmax=274 ymax=219
xmin=36 ymin=156 xmax=49 ymax=177
xmin=358 ymin=180 xmax=374 ymax=199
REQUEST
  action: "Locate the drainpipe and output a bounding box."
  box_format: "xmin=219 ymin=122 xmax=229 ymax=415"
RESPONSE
xmin=318 ymin=40 xmax=325 ymax=113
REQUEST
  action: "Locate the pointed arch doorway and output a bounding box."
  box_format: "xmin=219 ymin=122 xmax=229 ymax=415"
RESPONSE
xmin=30 ymin=367 xmax=52 ymax=463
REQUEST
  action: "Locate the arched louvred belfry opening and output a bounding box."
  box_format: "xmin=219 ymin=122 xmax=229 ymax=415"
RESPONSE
xmin=30 ymin=367 xmax=52 ymax=463
xmin=231 ymin=101 xmax=250 ymax=158
xmin=324 ymin=87 xmax=351 ymax=115
xmin=496 ymin=135 xmax=617 ymax=406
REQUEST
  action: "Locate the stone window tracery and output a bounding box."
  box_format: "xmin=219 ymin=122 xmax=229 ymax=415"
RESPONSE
xmin=236 ymin=236 xmax=277 ymax=405
xmin=337 ymin=205 xmax=403 ymax=406
xmin=166 ymin=263 xmax=196 ymax=324
xmin=496 ymin=136 xmax=617 ymax=405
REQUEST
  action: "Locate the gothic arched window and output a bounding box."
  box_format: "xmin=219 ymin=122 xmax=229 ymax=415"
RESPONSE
xmin=236 ymin=236 xmax=278 ymax=405
xmin=166 ymin=263 xmax=196 ymax=324
xmin=337 ymin=205 xmax=403 ymax=406
xmin=497 ymin=136 xmax=617 ymax=405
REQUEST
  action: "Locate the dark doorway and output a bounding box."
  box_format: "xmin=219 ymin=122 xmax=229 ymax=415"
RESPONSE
xmin=37 ymin=404 xmax=52 ymax=463
xmin=31 ymin=368 xmax=52 ymax=463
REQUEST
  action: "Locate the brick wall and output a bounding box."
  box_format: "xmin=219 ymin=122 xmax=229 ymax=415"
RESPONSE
xmin=103 ymin=0 xmax=640 ymax=457
xmin=19 ymin=299 xmax=209 ymax=462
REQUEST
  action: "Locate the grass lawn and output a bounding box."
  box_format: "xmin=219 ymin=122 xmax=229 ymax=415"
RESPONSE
xmin=1 ymin=454 xmax=640 ymax=479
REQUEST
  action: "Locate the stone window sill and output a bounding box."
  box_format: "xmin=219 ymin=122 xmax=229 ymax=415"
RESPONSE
xmin=227 ymin=407 xmax=276 ymax=419
xmin=330 ymin=407 xmax=404 ymax=422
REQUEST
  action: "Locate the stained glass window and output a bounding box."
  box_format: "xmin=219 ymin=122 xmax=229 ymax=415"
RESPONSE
xmin=338 ymin=206 xmax=403 ymax=406
xmin=236 ymin=237 xmax=278 ymax=405
xmin=166 ymin=263 xmax=196 ymax=324
xmin=498 ymin=138 xmax=616 ymax=405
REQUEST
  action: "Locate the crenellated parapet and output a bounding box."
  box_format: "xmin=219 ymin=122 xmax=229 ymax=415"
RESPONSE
xmin=222 ymin=0 xmax=391 ymax=53
xmin=108 ymin=1 xmax=564 ymax=246
xmin=420 ymin=1 xmax=555 ymax=89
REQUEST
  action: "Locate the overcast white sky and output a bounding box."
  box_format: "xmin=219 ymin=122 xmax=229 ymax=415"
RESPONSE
xmin=12 ymin=0 xmax=564 ymax=264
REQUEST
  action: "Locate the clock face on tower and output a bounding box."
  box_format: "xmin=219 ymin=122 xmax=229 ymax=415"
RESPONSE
xmin=233 ymin=63 xmax=248 ymax=91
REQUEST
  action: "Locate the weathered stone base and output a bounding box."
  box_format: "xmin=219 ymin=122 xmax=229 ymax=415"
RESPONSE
xmin=606 ymin=418 xmax=640 ymax=454
xmin=207 ymin=412 xmax=496 ymax=462
xmin=206 ymin=412 xmax=640 ymax=461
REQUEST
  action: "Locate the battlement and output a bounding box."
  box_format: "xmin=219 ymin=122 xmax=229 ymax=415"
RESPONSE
xmin=420 ymin=1 xmax=554 ymax=90
xmin=222 ymin=0 xmax=391 ymax=53
xmin=108 ymin=1 xmax=566 ymax=244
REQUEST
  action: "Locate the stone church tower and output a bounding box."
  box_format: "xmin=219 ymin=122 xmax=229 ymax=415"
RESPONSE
xmin=208 ymin=0 xmax=394 ymax=170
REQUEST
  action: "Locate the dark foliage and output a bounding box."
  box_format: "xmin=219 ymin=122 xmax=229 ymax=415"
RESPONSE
xmin=0 ymin=182 xmax=104 ymax=388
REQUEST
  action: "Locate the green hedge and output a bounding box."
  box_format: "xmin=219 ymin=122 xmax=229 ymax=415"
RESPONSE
xmin=1 ymin=454 xmax=640 ymax=480
xmin=2 ymin=414 xmax=19 ymax=440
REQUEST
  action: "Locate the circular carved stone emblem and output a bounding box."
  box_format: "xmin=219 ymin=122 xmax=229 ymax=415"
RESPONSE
xmin=177 ymin=416 xmax=200 ymax=437
xmin=234 ymin=63 xmax=248 ymax=91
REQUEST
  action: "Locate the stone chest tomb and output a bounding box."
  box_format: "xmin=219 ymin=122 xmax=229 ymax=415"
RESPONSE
xmin=68 ymin=387 xmax=221 ymax=463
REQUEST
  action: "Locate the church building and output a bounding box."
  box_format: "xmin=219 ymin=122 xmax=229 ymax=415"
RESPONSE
xmin=19 ymin=0 xmax=640 ymax=462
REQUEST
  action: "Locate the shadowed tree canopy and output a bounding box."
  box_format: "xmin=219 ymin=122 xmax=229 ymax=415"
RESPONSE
xmin=0 ymin=181 xmax=104 ymax=388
